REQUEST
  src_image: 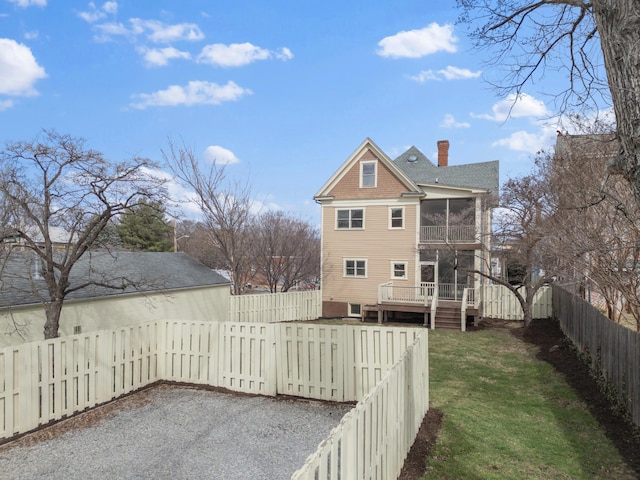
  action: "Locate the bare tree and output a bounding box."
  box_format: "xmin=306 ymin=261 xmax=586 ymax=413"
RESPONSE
xmin=251 ymin=211 xmax=320 ymax=293
xmin=551 ymin=129 xmax=640 ymax=329
xmin=163 ymin=140 xmax=254 ymax=295
xmin=0 ymin=130 xmax=167 ymax=339
xmin=174 ymin=220 xmax=224 ymax=268
xmin=457 ymin=1 xmax=640 ymax=205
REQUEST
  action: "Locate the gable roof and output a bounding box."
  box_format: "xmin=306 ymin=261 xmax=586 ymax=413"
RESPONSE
xmin=394 ymin=146 xmax=499 ymax=194
xmin=0 ymin=251 xmax=230 ymax=309
xmin=314 ymin=138 xmax=420 ymax=199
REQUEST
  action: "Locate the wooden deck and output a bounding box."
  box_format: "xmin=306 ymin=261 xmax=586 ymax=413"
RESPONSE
xmin=363 ymin=300 xmax=479 ymax=330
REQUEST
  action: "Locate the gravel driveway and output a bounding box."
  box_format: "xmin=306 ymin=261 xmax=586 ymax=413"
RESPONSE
xmin=0 ymin=385 xmax=353 ymax=480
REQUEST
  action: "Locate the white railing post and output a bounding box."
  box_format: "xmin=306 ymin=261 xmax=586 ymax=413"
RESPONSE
xmin=430 ymin=285 xmax=438 ymax=329
xmin=460 ymin=288 xmax=468 ymax=332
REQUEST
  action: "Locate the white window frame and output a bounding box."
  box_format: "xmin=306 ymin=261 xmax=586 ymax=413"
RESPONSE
xmin=390 ymin=261 xmax=408 ymax=280
xmin=344 ymin=258 xmax=367 ymax=278
xmin=389 ymin=206 xmax=405 ymax=229
xmin=360 ymin=160 xmax=377 ymax=188
xmin=336 ymin=208 xmax=365 ymax=230
xmin=348 ymin=303 xmax=362 ymax=317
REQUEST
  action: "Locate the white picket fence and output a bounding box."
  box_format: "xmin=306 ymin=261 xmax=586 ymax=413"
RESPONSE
xmin=229 ymin=290 xmax=321 ymax=323
xmin=481 ymin=285 xmax=552 ymax=320
xmin=0 ymin=321 xmax=428 ymax=479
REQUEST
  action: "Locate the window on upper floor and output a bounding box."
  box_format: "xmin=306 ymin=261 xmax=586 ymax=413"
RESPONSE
xmin=389 ymin=207 xmax=404 ymax=229
xmin=344 ymin=258 xmax=367 ymax=277
xmin=336 ymin=208 xmax=364 ymax=229
xmin=391 ymin=261 xmax=407 ymax=280
xmin=360 ymin=161 xmax=376 ymax=188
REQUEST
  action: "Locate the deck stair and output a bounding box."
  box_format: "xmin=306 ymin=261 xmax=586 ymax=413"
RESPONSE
xmin=433 ymin=301 xmax=463 ymax=330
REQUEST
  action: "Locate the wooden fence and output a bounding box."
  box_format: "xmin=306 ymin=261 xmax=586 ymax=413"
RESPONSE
xmin=0 ymin=321 xmax=428 ymax=479
xmin=291 ymin=330 xmax=429 ymax=479
xmin=552 ymin=285 xmax=640 ymax=427
xmin=482 ymin=284 xmax=552 ymax=320
xmin=229 ymin=290 xmax=321 ymax=323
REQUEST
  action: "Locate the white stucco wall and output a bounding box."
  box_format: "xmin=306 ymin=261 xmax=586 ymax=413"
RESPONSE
xmin=0 ymin=285 xmax=230 ymax=348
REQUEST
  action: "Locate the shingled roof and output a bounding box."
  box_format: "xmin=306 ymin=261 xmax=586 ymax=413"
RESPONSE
xmin=394 ymin=146 xmax=499 ymax=195
xmin=0 ymin=251 xmax=230 ymax=309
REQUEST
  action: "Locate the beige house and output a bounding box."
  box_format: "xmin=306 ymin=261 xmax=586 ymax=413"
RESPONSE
xmin=314 ymin=138 xmax=499 ymax=329
xmin=0 ymin=251 xmax=230 ymax=347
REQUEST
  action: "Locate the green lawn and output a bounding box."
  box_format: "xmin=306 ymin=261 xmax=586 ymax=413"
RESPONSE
xmin=424 ymin=324 xmax=636 ymax=479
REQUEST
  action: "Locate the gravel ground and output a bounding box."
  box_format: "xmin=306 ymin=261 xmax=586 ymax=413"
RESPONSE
xmin=0 ymin=385 xmax=354 ymax=480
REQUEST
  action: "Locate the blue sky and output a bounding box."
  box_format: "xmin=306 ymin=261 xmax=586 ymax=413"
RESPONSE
xmin=0 ymin=0 xmax=595 ymax=224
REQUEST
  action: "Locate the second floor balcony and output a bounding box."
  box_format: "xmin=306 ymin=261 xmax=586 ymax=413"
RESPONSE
xmin=420 ymin=224 xmax=476 ymax=243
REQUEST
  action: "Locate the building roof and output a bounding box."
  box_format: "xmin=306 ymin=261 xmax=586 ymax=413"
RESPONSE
xmin=0 ymin=251 xmax=230 ymax=309
xmin=394 ymin=146 xmax=499 ymax=194
xmin=554 ymin=132 xmax=617 ymax=161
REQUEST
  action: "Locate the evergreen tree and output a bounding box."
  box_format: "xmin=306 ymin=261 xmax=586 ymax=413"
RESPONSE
xmin=117 ymin=198 xmax=173 ymax=252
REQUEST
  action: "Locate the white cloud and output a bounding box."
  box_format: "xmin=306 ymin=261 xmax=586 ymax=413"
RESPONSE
xmin=130 ymin=18 xmax=204 ymax=43
xmin=95 ymin=18 xmax=204 ymax=43
xmin=492 ymin=124 xmax=558 ymax=153
xmin=130 ymin=80 xmax=252 ymax=109
xmin=102 ymin=1 xmax=117 ymax=14
xmin=409 ymin=65 xmax=481 ymax=83
xmin=472 ymin=93 xmax=549 ymax=122
xmin=0 ymin=38 xmax=47 ymax=96
xmin=137 ymin=46 xmax=191 ymax=67
xmin=24 ymin=31 xmax=39 ymax=40
xmin=0 ymin=99 xmax=14 ymax=110
xmin=438 ymin=66 xmax=481 ymax=80
xmin=7 ymin=0 xmax=46 ymax=7
xmin=204 ymin=145 xmax=239 ymax=165
xmin=78 ymin=1 xmax=117 ymax=23
xmin=376 ymin=23 xmax=457 ymax=58
xmin=408 ymin=70 xmax=439 ymax=82
xmin=440 ymin=114 xmax=470 ymax=129
xmin=197 ymin=43 xmax=293 ymax=67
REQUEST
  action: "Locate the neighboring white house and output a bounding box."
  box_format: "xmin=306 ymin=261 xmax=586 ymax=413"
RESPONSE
xmin=0 ymin=251 xmax=231 ymax=347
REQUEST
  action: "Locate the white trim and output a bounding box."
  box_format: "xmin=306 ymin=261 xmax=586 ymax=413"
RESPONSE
xmin=344 ymin=258 xmax=367 ymax=278
xmin=324 ymin=198 xmax=419 ymax=208
xmin=389 ymin=206 xmax=405 ymax=229
xmin=348 ymin=303 xmax=362 ymax=317
xmin=335 ymin=207 xmax=365 ymax=230
xmin=360 ymin=160 xmax=377 ymax=188
xmin=390 ymin=261 xmax=408 ymax=280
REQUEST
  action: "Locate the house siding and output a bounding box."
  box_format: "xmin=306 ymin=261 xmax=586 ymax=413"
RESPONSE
xmin=329 ymin=150 xmax=409 ymax=200
xmin=0 ymin=285 xmax=229 ymax=348
xmin=321 ymin=202 xmax=418 ymax=311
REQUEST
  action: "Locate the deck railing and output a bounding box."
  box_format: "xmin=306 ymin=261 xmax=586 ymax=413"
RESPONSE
xmin=420 ymin=225 xmax=476 ymax=243
xmin=379 ymin=282 xmax=475 ymax=305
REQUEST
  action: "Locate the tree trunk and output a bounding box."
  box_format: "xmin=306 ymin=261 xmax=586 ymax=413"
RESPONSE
xmin=593 ymin=1 xmax=640 ymax=203
xmin=43 ymin=300 xmax=63 ymax=339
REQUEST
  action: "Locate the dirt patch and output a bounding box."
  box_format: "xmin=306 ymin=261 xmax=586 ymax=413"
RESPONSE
xmin=398 ymin=408 xmax=443 ymax=479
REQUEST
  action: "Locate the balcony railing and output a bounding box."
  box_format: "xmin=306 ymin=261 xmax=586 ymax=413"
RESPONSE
xmin=378 ymin=282 xmax=476 ymax=306
xmin=420 ymin=225 xmax=476 ymax=243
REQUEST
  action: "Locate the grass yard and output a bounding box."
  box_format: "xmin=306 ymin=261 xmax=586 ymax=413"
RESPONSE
xmin=422 ymin=320 xmax=638 ymax=479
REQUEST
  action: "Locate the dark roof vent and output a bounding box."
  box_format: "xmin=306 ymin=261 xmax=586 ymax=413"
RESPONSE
xmin=408 ymin=154 xmax=418 ymax=163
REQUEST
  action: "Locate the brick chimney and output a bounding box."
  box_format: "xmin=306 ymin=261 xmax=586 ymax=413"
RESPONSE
xmin=437 ymin=140 xmax=449 ymax=167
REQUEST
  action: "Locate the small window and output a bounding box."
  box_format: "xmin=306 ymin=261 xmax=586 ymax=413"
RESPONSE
xmin=348 ymin=303 xmax=362 ymax=317
xmin=391 ymin=261 xmax=407 ymax=279
xmin=360 ymin=161 xmax=376 ymax=188
xmin=336 ymin=208 xmax=364 ymax=230
xmin=390 ymin=207 xmax=404 ymax=229
xmin=345 ymin=259 xmax=367 ymax=277
xmin=73 ymin=325 xmax=82 ymax=335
